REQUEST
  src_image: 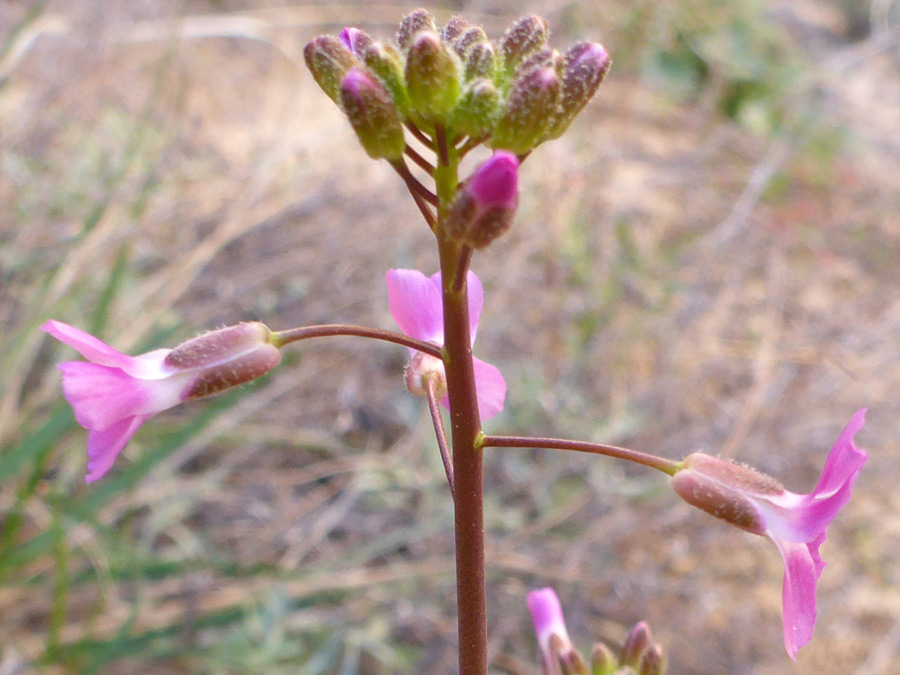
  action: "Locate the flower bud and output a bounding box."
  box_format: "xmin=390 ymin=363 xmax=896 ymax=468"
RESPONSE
xmin=397 ymin=8 xmax=436 ymax=51
xmin=451 ymin=78 xmax=500 ymax=139
xmin=555 ymin=637 xmax=589 ymax=675
xmin=339 ymin=68 xmax=406 ymax=160
xmin=442 ymin=15 xmax=469 ymax=42
xmin=638 ymin=645 xmax=666 ymax=675
xmin=519 ymin=48 xmax=565 ymax=78
xmin=361 ymin=40 xmax=410 ymax=115
xmin=545 ymin=41 xmax=611 ymax=140
xmin=491 ymin=66 xmax=561 ymax=154
xmin=499 ymin=14 xmax=549 ymax=76
xmin=590 ymin=643 xmax=617 ymax=675
xmin=165 ymin=322 xmax=282 ymax=400
xmin=444 ymin=151 xmax=518 ymax=248
xmin=671 ymin=453 xmax=779 ymax=534
xmin=619 ymin=622 xmax=651 ymax=667
xmin=454 ymin=25 xmax=489 ymax=58
xmin=304 ymin=35 xmax=360 ymax=104
xmin=404 ymin=352 xmax=447 ymax=400
xmin=338 ymin=26 xmax=373 ymax=58
xmin=405 ymin=31 xmax=462 ymax=125
xmin=464 ymin=41 xmax=497 ymax=81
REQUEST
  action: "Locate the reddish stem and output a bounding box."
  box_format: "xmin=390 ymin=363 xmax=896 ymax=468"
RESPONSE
xmin=271 ymin=324 xmax=441 ymax=359
xmin=425 ymin=376 xmax=454 ymax=496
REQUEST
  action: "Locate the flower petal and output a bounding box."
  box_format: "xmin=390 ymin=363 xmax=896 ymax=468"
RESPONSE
xmin=59 ymin=362 xmax=182 ymax=431
xmin=42 ymin=320 xmax=136 ymax=370
xmin=527 ymin=587 xmax=572 ymax=662
xmin=473 ymin=356 xmax=506 ymax=421
xmin=85 ymin=415 xmax=150 ymax=482
xmin=386 ymin=269 xmax=444 ymax=344
xmin=812 ymin=408 xmax=867 ymax=497
xmin=773 ymin=538 xmax=820 ymax=660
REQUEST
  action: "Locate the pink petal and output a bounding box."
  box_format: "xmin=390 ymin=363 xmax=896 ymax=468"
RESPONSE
xmin=773 ymin=538 xmax=820 ymax=660
xmin=58 ymin=362 xmax=181 ymax=431
xmin=42 ymin=320 xmax=136 ymax=370
xmin=473 ymin=357 xmax=506 ymax=421
xmin=812 ymin=408 xmax=867 ymax=497
xmin=85 ymin=415 xmax=150 ymax=482
xmin=527 ymin=587 xmax=572 ymax=660
xmin=386 ymin=269 xmax=444 ymax=344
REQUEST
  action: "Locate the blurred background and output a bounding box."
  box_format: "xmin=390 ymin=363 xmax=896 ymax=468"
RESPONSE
xmin=1 ymin=0 xmax=899 ymax=673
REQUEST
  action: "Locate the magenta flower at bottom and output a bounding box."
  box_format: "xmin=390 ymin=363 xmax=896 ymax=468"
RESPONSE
xmin=42 ymin=320 xmax=281 ymax=482
xmin=672 ymin=409 xmax=868 ymax=659
xmin=527 ymin=587 xmax=576 ymax=672
xmin=385 ymin=268 xmax=505 ymax=420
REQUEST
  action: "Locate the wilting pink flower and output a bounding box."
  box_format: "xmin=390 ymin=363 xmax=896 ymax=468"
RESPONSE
xmin=672 ymin=409 xmax=868 ymax=659
xmin=527 ymin=587 xmax=578 ymax=674
xmin=42 ymin=320 xmax=281 ymax=482
xmin=385 ymin=269 xmax=505 ymax=420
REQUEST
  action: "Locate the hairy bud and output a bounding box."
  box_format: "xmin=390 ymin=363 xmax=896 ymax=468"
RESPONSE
xmin=491 ymin=65 xmax=561 ymax=154
xmin=338 ymin=26 xmax=373 ymax=58
xmin=464 ymin=41 xmax=497 ymax=81
xmin=405 ymin=31 xmax=462 ymax=125
xmin=361 ymin=40 xmax=410 ymax=114
xmin=304 ymin=35 xmax=360 ymax=104
xmin=339 ymin=68 xmax=406 ymax=159
xmin=499 ymin=14 xmax=549 ymax=75
xmin=590 ymin=643 xmax=617 ymax=675
xmin=442 ymin=15 xmax=469 ymax=42
xmin=639 ymin=645 xmax=666 ymax=675
xmin=546 ymin=41 xmax=611 ymax=140
xmin=398 ymin=8 xmax=437 ymax=51
xmin=619 ymin=622 xmax=651 ymax=667
xmin=444 ymin=151 xmax=518 ymax=248
xmin=451 ymin=78 xmax=500 ymax=138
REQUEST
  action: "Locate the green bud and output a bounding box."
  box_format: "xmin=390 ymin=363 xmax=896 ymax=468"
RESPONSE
xmin=490 ymin=65 xmax=561 ymax=154
xmin=339 ymin=67 xmax=406 ymax=160
xmin=545 ymin=41 xmax=611 ymax=140
xmin=405 ymin=31 xmax=462 ymax=125
xmin=442 ymin=15 xmax=469 ymax=42
xmin=590 ymin=643 xmax=618 ymax=675
xmin=499 ymin=14 xmax=549 ymax=75
xmin=397 ymin=8 xmax=436 ymax=51
xmin=361 ymin=40 xmax=410 ymax=115
xmin=464 ymin=41 xmax=497 ymax=81
xmin=304 ymin=35 xmax=360 ymax=104
xmin=451 ymin=78 xmax=499 ymax=138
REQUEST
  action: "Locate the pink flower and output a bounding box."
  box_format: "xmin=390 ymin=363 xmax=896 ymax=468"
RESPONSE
xmin=527 ymin=587 xmax=576 ymax=672
xmin=385 ymin=269 xmax=506 ymax=420
xmin=671 ymin=409 xmax=868 ymax=659
xmin=42 ymin=320 xmax=281 ymax=482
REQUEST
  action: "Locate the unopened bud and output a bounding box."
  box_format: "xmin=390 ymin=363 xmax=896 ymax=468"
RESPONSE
xmin=304 ymin=35 xmax=360 ymax=104
xmin=444 ymin=151 xmax=518 ymax=248
xmin=404 ymin=352 xmax=447 ymax=400
xmin=451 ymin=78 xmax=500 ymax=138
xmin=499 ymin=14 xmax=549 ymax=75
xmin=638 ymin=645 xmax=666 ymax=675
xmin=442 ymin=15 xmax=469 ymax=42
xmin=398 ymin=8 xmax=436 ymax=51
xmin=491 ymin=66 xmax=561 ymax=154
xmin=339 ymin=26 xmax=373 ymax=58
xmin=405 ymin=31 xmax=462 ymax=125
xmin=671 ymin=453 xmax=778 ymax=534
xmin=546 ymin=41 xmax=611 ymax=140
xmin=556 ymin=638 xmax=589 ymax=675
xmin=619 ymin=622 xmax=651 ymax=667
xmin=362 ymin=40 xmax=410 ymax=115
xmin=168 ymin=323 xmax=282 ymax=400
xmin=339 ymin=68 xmax=406 ymax=159
xmin=519 ymin=48 xmax=565 ymax=78
xmin=464 ymin=41 xmax=497 ymax=81
xmin=590 ymin=643 xmax=617 ymax=675
xmin=454 ymin=25 xmax=488 ymax=58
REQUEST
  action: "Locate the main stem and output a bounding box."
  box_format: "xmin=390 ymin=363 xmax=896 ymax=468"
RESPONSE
xmin=434 ymin=133 xmax=487 ymax=675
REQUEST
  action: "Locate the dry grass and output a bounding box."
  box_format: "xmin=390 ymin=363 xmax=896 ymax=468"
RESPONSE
xmin=1 ymin=1 xmax=899 ymax=673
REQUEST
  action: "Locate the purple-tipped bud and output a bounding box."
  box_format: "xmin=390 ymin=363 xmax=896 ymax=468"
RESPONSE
xmin=442 ymin=15 xmax=469 ymax=42
xmin=397 ymin=8 xmax=436 ymax=51
xmin=444 ymin=151 xmax=519 ymax=248
xmin=339 ymin=67 xmax=406 ymax=160
xmin=464 ymin=41 xmax=497 ymax=82
xmin=304 ymin=35 xmax=360 ymax=104
xmin=405 ymin=31 xmax=462 ymax=125
xmin=546 ymin=41 xmax=611 ymax=140
xmin=519 ymin=48 xmax=565 ymax=77
xmin=557 ymin=639 xmax=589 ymax=675
xmin=339 ymin=26 xmax=373 ymax=58
xmin=451 ymin=78 xmax=500 ymax=138
xmin=590 ymin=643 xmax=617 ymax=675
xmin=499 ymin=14 xmax=549 ymax=75
xmin=454 ymin=25 xmax=488 ymax=58
xmin=361 ymin=40 xmax=410 ymax=114
xmin=620 ymin=622 xmax=651 ymax=667
xmin=491 ymin=65 xmax=561 ymax=154
xmin=638 ymin=644 xmax=666 ymax=675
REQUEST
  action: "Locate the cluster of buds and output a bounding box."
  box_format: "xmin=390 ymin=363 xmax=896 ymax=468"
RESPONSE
xmin=304 ymin=9 xmax=610 ymax=159
xmin=528 ymin=588 xmax=666 ymax=675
